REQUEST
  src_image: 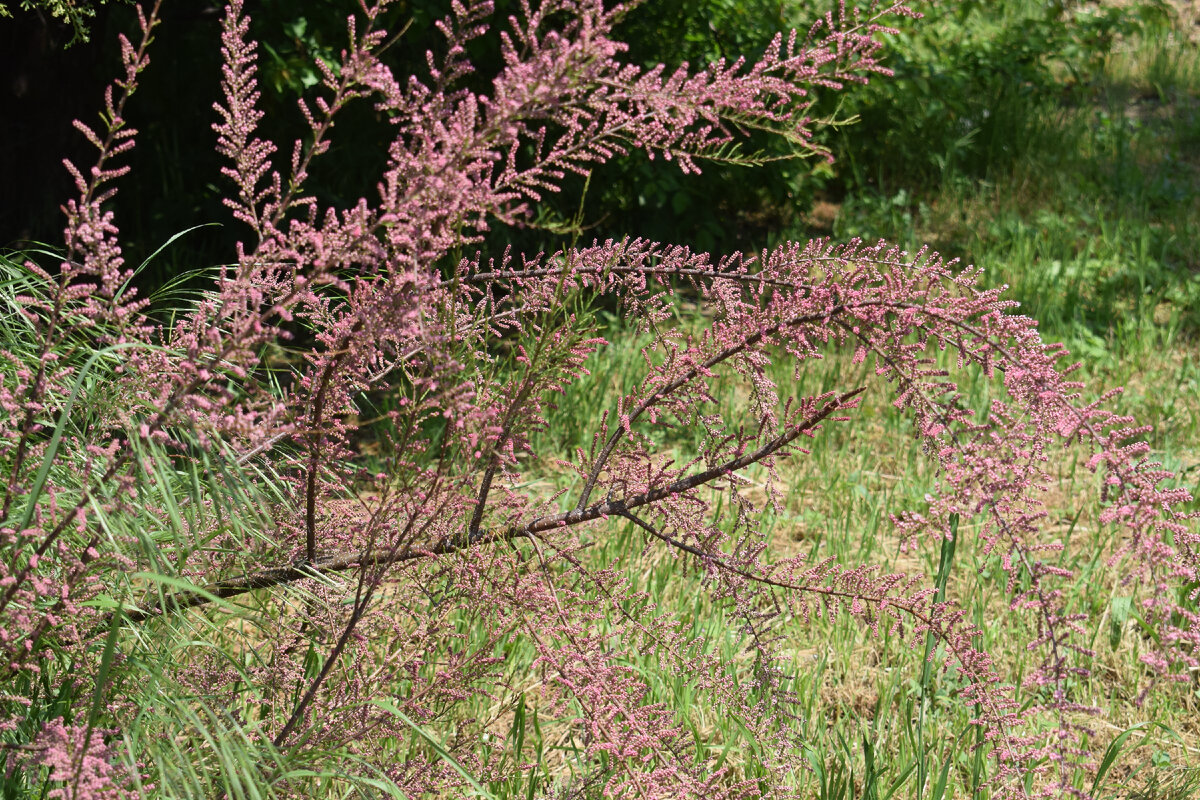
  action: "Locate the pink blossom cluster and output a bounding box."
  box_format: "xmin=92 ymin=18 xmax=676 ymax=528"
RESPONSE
xmin=17 ymin=719 xmax=126 ymax=800
xmin=0 ymin=0 xmax=1195 ymax=798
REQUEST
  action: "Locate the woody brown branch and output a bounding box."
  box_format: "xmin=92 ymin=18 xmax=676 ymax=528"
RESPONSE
xmin=108 ymin=387 xmax=864 ymax=628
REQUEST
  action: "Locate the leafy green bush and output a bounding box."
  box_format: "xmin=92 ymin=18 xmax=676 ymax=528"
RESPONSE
xmin=816 ymin=0 xmax=1174 ymax=192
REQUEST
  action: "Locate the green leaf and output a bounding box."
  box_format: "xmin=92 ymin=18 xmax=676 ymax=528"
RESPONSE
xmin=1090 ymin=721 xmax=1155 ymax=796
xmin=368 ymin=700 xmax=500 ymax=799
xmin=86 ymin=606 xmax=123 ymax=731
xmin=17 ymin=340 xmax=152 ymax=534
xmin=1109 ymin=595 xmax=1132 ymax=650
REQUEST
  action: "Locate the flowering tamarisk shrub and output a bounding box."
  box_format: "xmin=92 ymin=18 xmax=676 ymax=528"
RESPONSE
xmin=0 ymin=0 xmax=1197 ymax=797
